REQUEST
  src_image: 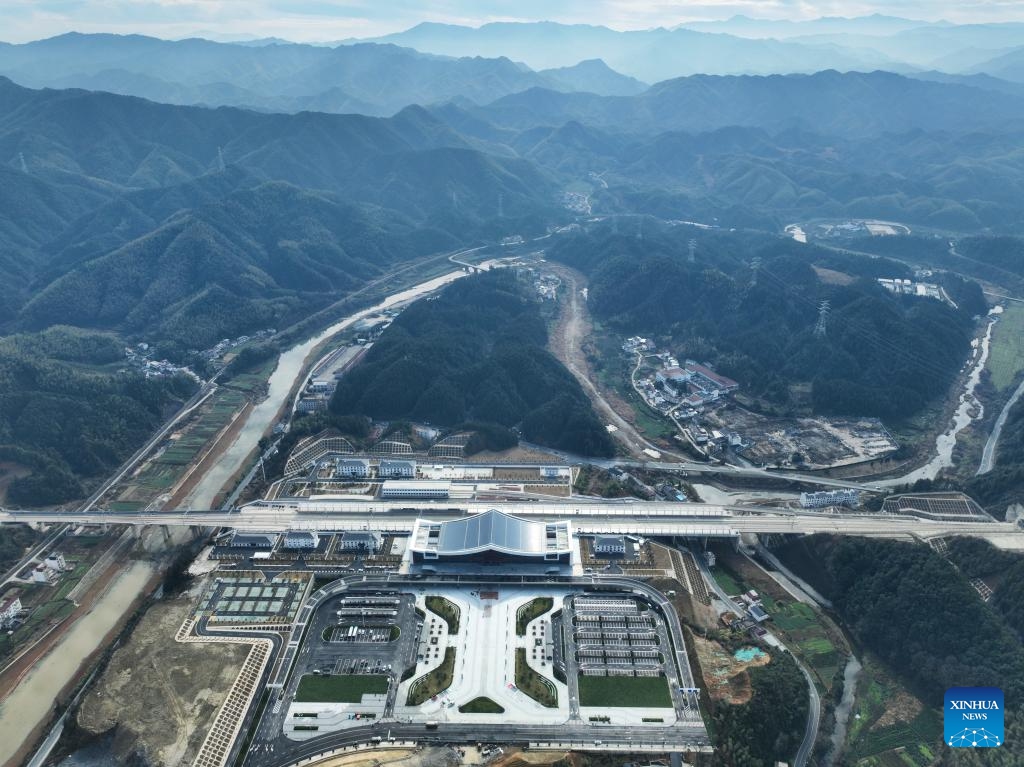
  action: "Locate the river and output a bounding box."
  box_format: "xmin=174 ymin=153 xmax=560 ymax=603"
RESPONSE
xmin=183 ymin=267 xmax=478 ymax=510
xmin=0 ymin=561 xmax=155 ymax=767
xmin=878 ymin=313 xmax=997 ymax=487
xmin=825 ymin=655 xmax=862 ymax=767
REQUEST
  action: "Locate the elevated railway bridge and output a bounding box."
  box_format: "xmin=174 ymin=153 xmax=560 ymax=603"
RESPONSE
xmin=2 ymin=499 xmax=1023 ymax=548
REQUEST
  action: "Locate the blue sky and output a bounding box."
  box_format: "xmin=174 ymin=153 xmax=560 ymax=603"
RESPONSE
xmin=2 ymin=0 xmax=1023 ymax=43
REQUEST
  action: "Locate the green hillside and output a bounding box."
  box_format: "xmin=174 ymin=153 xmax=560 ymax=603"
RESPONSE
xmin=329 ymin=271 xmax=615 ymax=456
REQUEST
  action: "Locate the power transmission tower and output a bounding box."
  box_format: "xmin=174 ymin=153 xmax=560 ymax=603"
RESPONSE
xmin=814 ymin=300 xmax=831 ymax=339
xmin=18 ymin=152 xmax=27 ymax=173
xmin=217 ymin=146 xmax=226 ymax=172
xmin=612 ymin=216 xmax=619 ymax=235
xmin=688 ymin=238 xmax=696 ymax=264
xmin=637 ymin=217 xmax=643 ymax=241
xmin=749 ymin=257 xmax=762 ymax=288
xmin=497 ymin=193 xmax=504 ymax=218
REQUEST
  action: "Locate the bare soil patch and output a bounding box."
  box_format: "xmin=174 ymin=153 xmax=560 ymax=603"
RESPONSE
xmin=76 ymin=596 xmax=247 ymax=766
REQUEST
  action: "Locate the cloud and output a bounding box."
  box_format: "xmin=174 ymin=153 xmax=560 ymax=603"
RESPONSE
xmin=1 ymin=0 xmax=1023 ymax=43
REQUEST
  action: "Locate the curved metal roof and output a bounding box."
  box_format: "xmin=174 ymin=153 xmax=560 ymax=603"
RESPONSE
xmin=418 ymin=509 xmax=570 ymax=557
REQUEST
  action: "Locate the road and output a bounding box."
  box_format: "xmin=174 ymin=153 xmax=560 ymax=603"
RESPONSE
xmin=242 ymin=574 xmax=710 ymax=767
xmin=694 ymin=551 xmax=819 ymax=767
xmin=548 ymin=267 xmax=680 ymax=461
xmin=978 ymin=374 xmax=1024 ymax=475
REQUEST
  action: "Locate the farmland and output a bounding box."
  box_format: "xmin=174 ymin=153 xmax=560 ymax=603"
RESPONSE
xmin=988 ymin=304 xmax=1024 ymax=391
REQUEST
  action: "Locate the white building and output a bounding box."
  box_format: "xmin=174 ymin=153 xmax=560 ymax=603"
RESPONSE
xmin=378 ymin=459 xmax=416 ymax=478
xmin=336 ymin=458 xmax=370 ymax=478
xmin=0 ymin=595 xmax=22 ymax=628
xmin=44 ymin=552 xmax=67 ymax=572
xmin=282 ymin=531 xmax=320 ymax=550
xmin=338 ymin=531 xmax=382 ymax=552
xmin=32 ymin=565 xmax=56 ymax=584
xmin=800 ymin=489 xmax=860 ymax=508
xmin=379 ymin=480 xmax=449 ymax=499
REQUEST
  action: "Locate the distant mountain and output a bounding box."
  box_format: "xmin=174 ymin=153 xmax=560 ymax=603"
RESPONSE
xmin=363 ymin=21 xmax=894 ymax=82
xmin=0 ymin=77 xmax=563 ymax=340
xmin=790 ymin=23 xmax=1024 ymax=71
xmin=0 ymin=33 xmax=644 ymax=115
xmin=910 ymin=70 xmax=1024 ymax=97
xmin=538 ymin=59 xmax=647 ymax=96
xmin=677 ymin=13 xmax=939 ymax=39
xmin=0 ymin=78 xmax=556 ymax=227
xmin=19 ymin=182 xmax=457 ymax=348
xmin=472 ymin=70 xmax=1024 ymax=138
xmin=969 ymin=47 xmax=1024 ymax=83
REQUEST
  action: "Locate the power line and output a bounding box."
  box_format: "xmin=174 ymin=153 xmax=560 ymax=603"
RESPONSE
xmin=813 ymin=300 xmax=830 ymax=339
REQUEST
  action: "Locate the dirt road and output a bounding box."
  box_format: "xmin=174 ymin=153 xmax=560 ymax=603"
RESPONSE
xmin=547 ymin=266 xmax=684 ymax=461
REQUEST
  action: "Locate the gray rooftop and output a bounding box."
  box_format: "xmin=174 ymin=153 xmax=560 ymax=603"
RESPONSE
xmin=414 ymin=509 xmax=570 ymax=557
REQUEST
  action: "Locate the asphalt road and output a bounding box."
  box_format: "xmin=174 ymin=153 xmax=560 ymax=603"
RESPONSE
xmin=240 ymin=573 xmax=710 ymax=767
xmin=694 ymin=548 xmax=819 ymax=767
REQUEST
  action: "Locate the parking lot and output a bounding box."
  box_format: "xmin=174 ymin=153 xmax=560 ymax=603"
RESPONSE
xmin=571 ymin=597 xmax=664 ymax=677
xmin=558 ymin=593 xmax=680 ymax=720
xmin=281 ymin=587 xmax=420 ymax=738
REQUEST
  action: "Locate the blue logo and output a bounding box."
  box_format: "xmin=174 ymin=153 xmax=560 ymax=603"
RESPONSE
xmin=945 ymin=687 xmax=1003 ymax=748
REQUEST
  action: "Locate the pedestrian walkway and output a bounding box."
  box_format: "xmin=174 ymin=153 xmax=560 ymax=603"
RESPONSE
xmin=176 ymin=617 xmax=275 ymax=767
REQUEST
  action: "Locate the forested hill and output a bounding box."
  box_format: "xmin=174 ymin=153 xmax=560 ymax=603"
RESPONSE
xmin=778 ymin=536 xmax=1024 ymax=766
xmin=549 ymin=225 xmax=981 ymax=420
xmin=329 ymin=271 xmax=615 ymax=457
xmin=0 ymin=327 xmax=196 ymax=506
xmin=17 ymin=182 xmax=457 ymax=354
xmin=0 ymin=76 xmax=559 ymax=251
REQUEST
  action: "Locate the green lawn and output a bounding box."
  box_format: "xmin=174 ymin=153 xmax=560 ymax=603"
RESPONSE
xmin=425 ymin=596 xmax=460 ymax=634
xmin=516 ymin=597 xmax=553 ymax=635
xmin=577 ymin=674 xmax=672 ymax=708
xmin=515 ymin=648 xmax=558 ymax=708
xmin=989 ymin=304 xmax=1024 ymax=390
xmin=458 ymin=696 xmax=505 ymax=713
xmin=407 ymin=648 xmax=456 ymax=705
xmin=294 ymin=674 xmax=388 ymax=703
xmin=711 ymin=567 xmax=746 ymax=596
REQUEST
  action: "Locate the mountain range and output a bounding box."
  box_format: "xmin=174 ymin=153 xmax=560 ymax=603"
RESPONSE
xmin=5 ymin=64 xmax=1024 ymax=354
xmin=0 ymin=33 xmax=646 ymax=117
xmin=362 ymin=19 xmax=1024 ymax=83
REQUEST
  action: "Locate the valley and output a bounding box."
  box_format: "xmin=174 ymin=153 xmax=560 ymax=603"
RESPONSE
xmin=3 ymin=12 xmax=1024 ymax=767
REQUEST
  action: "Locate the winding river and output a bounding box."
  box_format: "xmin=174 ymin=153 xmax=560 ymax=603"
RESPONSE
xmin=878 ymin=313 xmax=998 ymax=487
xmin=183 ymin=267 xmax=479 ymax=510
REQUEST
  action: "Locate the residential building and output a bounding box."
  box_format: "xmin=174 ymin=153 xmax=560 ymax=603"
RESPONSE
xmin=230 ymin=532 xmax=280 ymax=549
xmin=338 ymin=531 xmax=382 ymax=552
xmin=378 ymin=459 xmax=416 ymax=478
xmin=32 ymin=564 xmax=56 ymax=584
xmin=0 ymin=595 xmax=22 ymax=628
xmin=282 ymin=531 xmax=320 ymax=550
xmin=336 ymin=458 xmax=370 ymax=479
xmin=44 ymin=552 xmax=67 ymax=572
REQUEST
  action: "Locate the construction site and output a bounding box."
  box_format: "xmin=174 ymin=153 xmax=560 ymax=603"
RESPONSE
xmin=700 ymin=408 xmax=899 ymax=469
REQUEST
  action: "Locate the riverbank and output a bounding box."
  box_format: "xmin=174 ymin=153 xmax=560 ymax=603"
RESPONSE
xmin=0 ymin=560 xmax=157 ymax=767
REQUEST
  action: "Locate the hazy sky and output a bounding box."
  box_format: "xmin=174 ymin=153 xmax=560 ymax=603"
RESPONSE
xmin=2 ymin=0 xmax=1024 ymax=43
